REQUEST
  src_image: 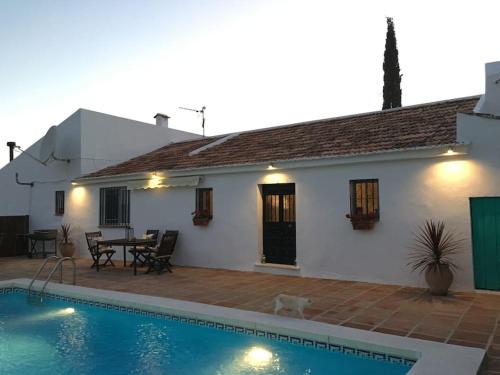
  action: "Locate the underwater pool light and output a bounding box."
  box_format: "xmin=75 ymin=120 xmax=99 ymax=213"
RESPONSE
xmin=57 ymin=307 xmax=75 ymax=316
xmin=244 ymin=346 xmax=273 ymax=368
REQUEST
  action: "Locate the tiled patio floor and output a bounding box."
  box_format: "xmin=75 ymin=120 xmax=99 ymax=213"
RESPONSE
xmin=1 ymin=256 xmax=499 ymax=373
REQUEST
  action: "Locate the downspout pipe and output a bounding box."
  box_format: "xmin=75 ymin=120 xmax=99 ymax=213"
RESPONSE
xmin=15 ymin=173 xmax=34 ymax=187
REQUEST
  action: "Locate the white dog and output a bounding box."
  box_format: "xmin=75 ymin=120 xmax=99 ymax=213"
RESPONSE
xmin=274 ymin=294 xmax=312 ymax=319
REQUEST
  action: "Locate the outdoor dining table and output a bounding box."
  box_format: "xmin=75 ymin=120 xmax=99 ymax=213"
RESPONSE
xmin=96 ymin=238 xmax=156 ymax=275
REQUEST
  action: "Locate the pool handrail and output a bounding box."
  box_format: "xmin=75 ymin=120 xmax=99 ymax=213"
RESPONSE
xmin=28 ymin=255 xmax=60 ymax=295
xmin=28 ymin=256 xmax=76 ymax=300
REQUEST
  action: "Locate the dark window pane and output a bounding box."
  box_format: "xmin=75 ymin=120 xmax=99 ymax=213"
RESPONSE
xmin=265 ymin=194 xmax=280 ymax=223
xmin=55 ymin=191 xmax=65 ymax=215
xmin=283 ymin=194 xmax=295 ymax=222
xmin=195 ymin=188 xmax=213 ymax=219
xmin=99 ymin=186 xmax=130 ymax=226
xmin=349 ymin=179 xmax=379 ymax=219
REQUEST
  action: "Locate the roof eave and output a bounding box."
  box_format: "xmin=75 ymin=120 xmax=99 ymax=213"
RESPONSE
xmin=72 ymin=143 xmax=469 ymax=185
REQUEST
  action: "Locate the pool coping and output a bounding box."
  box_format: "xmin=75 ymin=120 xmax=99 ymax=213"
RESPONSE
xmin=0 ymin=278 xmax=485 ymax=374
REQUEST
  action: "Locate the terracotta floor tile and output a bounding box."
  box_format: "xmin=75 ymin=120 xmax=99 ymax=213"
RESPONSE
xmin=390 ymin=310 xmax=426 ymax=321
xmin=373 ymin=302 xmax=400 ymax=310
xmin=426 ymin=312 xmax=462 ymax=321
xmin=458 ymin=321 xmax=496 ymax=333
xmin=488 ymin=345 xmax=500 ymax=358
xmin=481 ymin=357 xmax=500 ymax=372
xmin=328 ymin=310 xmax=363 ymax=321
xmin=491 ymin=335 xmax=500 ymax=345
xmin=303 ymin=308 xmax=327 ymax=319
xmin=214 ymin=301 xmax=239 ymax=308
xmin=379 ymin=316 xmax=420 ymax=331
xmin=350 ymin=310 xmax=392 ymax=326
xmin=408 ymin=333 xmax=446 ymax=342
xmin=450 ymin=330 xmax=491 ymax=344
xmin=373 ymin=327 xmax=408 ymax=336
xmin=412 ymin=324 xmax=453 ymax=338
xmin=447 ymin=339 xmax=487 ymax=349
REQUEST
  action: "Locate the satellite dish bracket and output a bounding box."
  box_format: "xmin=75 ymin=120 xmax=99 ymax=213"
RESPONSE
xmin=14 ymin=145 xmax=46 ymax=166
xmin=51 ymin=153 xmax=70 ymax=163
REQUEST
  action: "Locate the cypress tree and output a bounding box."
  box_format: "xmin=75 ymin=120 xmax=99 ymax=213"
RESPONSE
xmin=382 ymin=17 xmax=402 ymax=110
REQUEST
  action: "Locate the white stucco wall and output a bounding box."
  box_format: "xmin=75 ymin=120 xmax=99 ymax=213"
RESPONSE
xmin=0 ymin=110 xmax=82 ymax=223
xmin=79 ymin=109 xmax=200 ymax=174
xmin=64 ymin=113 xmax=500 ymax=291
xmin=0 ymin=108 xmax=200 ymax=254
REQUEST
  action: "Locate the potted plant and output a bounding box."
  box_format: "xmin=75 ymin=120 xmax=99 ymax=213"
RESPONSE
xmin=59 ymin=224 xmax=76 ymax=257
xmin=191 ymin=210 xmax=211 ymax=226
xmin=408 ymin=220 xmax=463 ymax=296
xmin=345 ymin=212 xmax=378 ymax=230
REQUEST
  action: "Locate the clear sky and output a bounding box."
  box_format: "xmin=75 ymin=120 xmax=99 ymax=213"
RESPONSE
xmin=1 ymin=0 xmax=499 ymax=167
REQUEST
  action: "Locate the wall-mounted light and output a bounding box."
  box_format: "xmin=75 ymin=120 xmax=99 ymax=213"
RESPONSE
xmin=267 ymin=163 xmax=276 ymax=170
xmin=71 ymin=182 xmax=78 ymax=186
xmin=148 ymin=172 xmax=163 ymax=189
xmin=445 ymin=147 xmax=458 ymax=156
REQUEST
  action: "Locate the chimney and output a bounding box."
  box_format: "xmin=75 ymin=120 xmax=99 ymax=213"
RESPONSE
xmin=6 ymin=142 xmax=16 ymax=162
xmin=154 ymin=113 xmax=170 ymax=128
xmin=474 ymin=61 xmax=500 ymax=117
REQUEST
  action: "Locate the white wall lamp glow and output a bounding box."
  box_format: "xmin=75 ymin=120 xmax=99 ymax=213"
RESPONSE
xmin=445 ymin=147 xmax=458 ymax=156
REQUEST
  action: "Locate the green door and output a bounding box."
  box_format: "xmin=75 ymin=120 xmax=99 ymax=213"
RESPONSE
xmin=470 ymin=197 xmax=500 ymax=290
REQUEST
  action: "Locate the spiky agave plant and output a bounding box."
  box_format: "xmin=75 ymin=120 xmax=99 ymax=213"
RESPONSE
xmin=408 ymin=220 xmax=463 ymax=274
xmin=60 ymin=224 xmax=72 ymax=244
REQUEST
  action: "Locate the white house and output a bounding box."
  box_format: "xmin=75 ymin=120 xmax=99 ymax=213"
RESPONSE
xmin=2 ymin=62 xmax=500 ymax=292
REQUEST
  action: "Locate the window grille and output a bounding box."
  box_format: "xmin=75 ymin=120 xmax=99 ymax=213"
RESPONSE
xmin=349 ymin=179 xmax=379 ymax=219
xmin=195 ymin=188 xmax=213 ymax=219
xmin=55 ymin=191 xmax=65 ymax=216
xmin=99 ymin=186 xmax=130 ymax=226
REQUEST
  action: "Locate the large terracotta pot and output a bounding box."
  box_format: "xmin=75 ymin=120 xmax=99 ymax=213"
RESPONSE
xmin=425 ymin=264 xmax=453 ymax=296
xmin=60 ymin=242 xmax=76 ymax=258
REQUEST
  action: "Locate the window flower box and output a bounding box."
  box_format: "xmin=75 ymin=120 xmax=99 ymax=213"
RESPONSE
xmin=192 ymin=210 xmax=211 ymax=226
xmin=346 ymin=213 xmax=377 ymax=230
xmin=192 ymin=217 xmax=210 ymax=226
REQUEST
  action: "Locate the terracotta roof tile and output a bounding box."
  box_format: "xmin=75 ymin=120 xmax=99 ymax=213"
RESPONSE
xmin=85 ymin=96 xmax=479 ymax=178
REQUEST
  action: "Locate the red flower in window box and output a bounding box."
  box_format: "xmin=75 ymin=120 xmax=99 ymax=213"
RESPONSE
xmin=191 ymin=210 xmax=211 ymax=226
xmin=346 ymin=212 xmax=378 ymax=230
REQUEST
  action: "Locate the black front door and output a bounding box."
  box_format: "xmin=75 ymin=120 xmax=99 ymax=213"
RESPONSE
xmin=262 ymin=183 xmax=296 ymax=265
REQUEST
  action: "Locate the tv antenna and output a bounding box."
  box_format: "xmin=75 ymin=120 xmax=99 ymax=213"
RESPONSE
xmin=179 ymin=106 xmax=206 ymax=136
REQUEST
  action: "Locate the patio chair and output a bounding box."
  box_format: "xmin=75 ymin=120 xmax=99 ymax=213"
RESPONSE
xmin=85 ymin=231 xmax=116 ymax=271
xmin=128 ymin=229 xmax=160 ymax=267
xmin=145 ymin=230 xmax=179 ymax=274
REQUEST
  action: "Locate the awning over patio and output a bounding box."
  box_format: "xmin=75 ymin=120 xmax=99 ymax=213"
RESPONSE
xmin=128 ymin=176 xmax=201 ymax=190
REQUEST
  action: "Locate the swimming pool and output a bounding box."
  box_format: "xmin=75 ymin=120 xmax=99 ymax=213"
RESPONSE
xmin=0 ymin=288 xmax=412 ymax=375
xmin=0 ymin=280 xmax=485 ymax=375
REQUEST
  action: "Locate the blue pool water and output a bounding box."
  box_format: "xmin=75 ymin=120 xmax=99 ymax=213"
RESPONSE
xmin=0 ymin=291 xmax=412 ymax=375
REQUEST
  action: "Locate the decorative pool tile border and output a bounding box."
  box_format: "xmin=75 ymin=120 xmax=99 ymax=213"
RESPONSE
xmin=1 ymin=287 xmax=416 ymax=367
